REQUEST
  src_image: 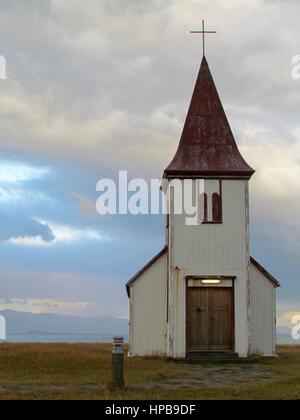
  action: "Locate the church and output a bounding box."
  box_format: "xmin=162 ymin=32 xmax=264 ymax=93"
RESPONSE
xmin=126 ymin=49 xmax=280 ymax=358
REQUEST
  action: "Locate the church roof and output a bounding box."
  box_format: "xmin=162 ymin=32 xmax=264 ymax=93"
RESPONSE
xmin=164 ymin=56 xmax=255 ymax=179
xmin=250 ymin=257 xmax=281 ymax=288
xmin=126 ymin=246 xmax=168 ymax=297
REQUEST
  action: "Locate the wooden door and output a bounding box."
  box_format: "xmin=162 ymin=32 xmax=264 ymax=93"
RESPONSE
xmin=187 ymin=288 xmax=209 ymax=351
xmin=187 ymin=287 xmax=233 ymax=352
xmin=209 ymin=288 xmax=233 ymax=351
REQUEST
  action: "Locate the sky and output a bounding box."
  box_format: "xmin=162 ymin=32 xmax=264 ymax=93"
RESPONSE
xmin=0 ymin=0 xmax=299 ymax=329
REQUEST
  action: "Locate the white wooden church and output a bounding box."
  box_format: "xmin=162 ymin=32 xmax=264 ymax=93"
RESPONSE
xmin=126 ymin=53 xmax=280 ymax=359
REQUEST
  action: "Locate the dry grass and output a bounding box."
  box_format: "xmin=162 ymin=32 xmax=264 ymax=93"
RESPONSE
xmin=0 ymin=344 xmax=299 ymax=400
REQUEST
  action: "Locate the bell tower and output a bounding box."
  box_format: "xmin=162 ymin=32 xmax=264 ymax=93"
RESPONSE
xmin=163 ymin=55 xmax=255 ymax=358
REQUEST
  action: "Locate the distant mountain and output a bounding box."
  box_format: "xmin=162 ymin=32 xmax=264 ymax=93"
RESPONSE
xmin=0 ymin=310 xmax=129 ymax=335
xmin=0 ymin=309 xmax=289 ymax=337
xmin=26 ymin=330 xmax=50 ymax=335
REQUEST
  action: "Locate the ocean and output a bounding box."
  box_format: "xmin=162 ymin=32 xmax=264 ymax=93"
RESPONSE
xmin=4 ymin=333 xmax=129 ymax=343
xmin=277 ymin=334 xmax=299 ymax=345
xmin=0 ymin=333 xmax=298 ymax=345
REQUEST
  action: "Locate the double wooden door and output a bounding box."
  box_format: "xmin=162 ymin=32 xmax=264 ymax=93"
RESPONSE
xmin=187 ymin=287 xmax=234 ymax=352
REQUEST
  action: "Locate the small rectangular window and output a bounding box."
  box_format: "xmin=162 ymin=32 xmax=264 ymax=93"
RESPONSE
xmin=203 ymin=180 xmax=222 ymax=224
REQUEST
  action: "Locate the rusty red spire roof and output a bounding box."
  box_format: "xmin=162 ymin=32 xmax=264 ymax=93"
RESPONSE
xmin=164 ymin=56 xmax=255 ymax=179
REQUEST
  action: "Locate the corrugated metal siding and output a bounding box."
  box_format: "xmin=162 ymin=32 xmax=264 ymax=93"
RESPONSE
xmin=169 ymin=180 xmax=250 ymax=357
xmin=129 ymin=252 xmax=167 ymax=356
xmin=250 ymin=262 xmax=276 ymax=356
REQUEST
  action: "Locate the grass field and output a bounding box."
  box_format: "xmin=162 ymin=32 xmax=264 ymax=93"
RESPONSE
xmin=0 ymin=344 xmax=299 ymax=400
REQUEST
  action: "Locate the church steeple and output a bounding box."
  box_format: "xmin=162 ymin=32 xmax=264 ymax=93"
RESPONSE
xmin=164 ymin=56 xmax=255 ymax=179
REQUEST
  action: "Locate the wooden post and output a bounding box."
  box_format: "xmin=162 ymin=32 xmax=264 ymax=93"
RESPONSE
xmin=112 ymin=336 xmax=124 ymax=387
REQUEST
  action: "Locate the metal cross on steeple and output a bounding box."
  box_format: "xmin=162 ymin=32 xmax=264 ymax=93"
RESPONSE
xmin=190 ymin=20 xmax=217 ymax=57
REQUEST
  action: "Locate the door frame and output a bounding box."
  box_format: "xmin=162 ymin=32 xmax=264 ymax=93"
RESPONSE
xmin=185 ymin=276 xmax=236 ymax=353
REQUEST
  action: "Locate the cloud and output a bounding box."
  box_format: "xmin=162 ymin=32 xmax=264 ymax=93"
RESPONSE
xmin=0 ymin=160 xmax=55 ymax=242
xmin=8 ymin=236 xmax=53 ymax=247
xmin=0 ymin=161 xmax=49 ymax=184
xmin=0 ymin=214 xmax=55 ymax=243
xmin=0 ymin=158 xmax=109 ymax=247
xmin=0 ymin=269 xmax=128 ymax=318
xmin=40 ymin=220 xmax=110 ymax=243
xmin=8 ymin=220 xmax=110 ymax=246
xmin=0 ymin=160 xmax=51 ymax=205
xmin=238 ymin=127 xmax=300 ymax=255
xmin=0 ymin=297 xmax=91 ymax=316
xmin=0 ymin=0 xmax=299 ymax=181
